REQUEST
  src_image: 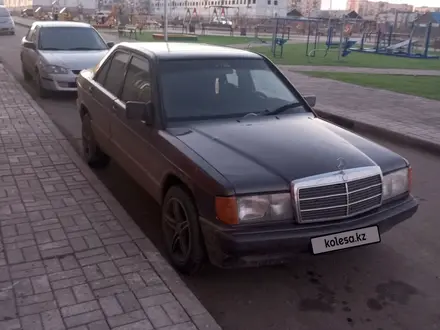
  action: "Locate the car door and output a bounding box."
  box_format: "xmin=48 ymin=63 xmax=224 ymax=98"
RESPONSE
xmin=21 ymin=25 xmax=37 ymax=73
xmin=84 ymin=50 xmax=130 ymax=154
xmin=111 ymin=54 xmax=162 ymax=199
xmin=27 ymin=26 xmax=42 ymax=72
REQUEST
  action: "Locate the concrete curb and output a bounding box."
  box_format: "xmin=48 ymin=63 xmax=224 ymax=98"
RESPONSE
xmin=2 ymin=64 xmax=222 ymax=330
xmin=315 ymin=109 xmax=440 ymax=156
xmin=14 ymin=20 xmax=30 ymax=28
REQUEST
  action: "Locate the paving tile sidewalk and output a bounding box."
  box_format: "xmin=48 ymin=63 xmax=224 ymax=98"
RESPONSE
xmin=280 ymin=65 xmax=440 ymax=76
xmin=283 ymin=70 xmax=440 ymax=152
xmin=0 ymin=64 xmax=220 ymax=330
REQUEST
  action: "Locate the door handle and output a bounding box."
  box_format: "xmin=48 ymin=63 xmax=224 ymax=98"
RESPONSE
xmin=88 ymin=86 xmax=94 ymax=93
xmin=111 ymin=105 xmax=117 ymax=113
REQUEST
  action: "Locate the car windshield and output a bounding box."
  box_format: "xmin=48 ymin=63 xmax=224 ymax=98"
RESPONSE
xmin=159 ymin=58 xmax=306 ymax=122
xmin=0 ymin=8 xmax=10 ymax=17
xmin=38 ymin=27 xmax=108 ymax=51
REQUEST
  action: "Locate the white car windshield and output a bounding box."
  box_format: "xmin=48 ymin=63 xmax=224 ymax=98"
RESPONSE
xmin=159 ymin=58 xmax=306 ymax=122
xmin=38 ymin=27 xmax=108 ymax=51
xmin=0 ymin=8 xmax=10 ymax=17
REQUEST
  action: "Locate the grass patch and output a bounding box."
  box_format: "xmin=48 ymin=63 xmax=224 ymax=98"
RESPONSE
xmin=303 ymin=71 xmax=440 ymax=101
xmin=252 ymin=43 xmax=440 ymax=70
xmin=136 ymin=32 xmax=270 ymax=45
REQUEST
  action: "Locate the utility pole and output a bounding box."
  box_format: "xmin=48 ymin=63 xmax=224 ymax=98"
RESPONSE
xmin=328 ymin=0 xmax=332 ymax=30
xmin=394 ymin=10 xmax=399 ymax=29
xmin=164 ymin=0 xmax=168 ymax=41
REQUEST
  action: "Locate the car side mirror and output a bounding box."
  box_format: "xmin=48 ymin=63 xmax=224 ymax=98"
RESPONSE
xmin=23 ymin=40 xmax=36 ymax=50
xmin=126 ymin=101 xmax=154 ymax=126
xmin=304 ymin=95 xmax=317 ymax=107
xmin=107 ymin=41 xmax=115 ymax=48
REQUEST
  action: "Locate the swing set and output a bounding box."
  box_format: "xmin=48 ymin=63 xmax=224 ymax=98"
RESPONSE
xmin=306 ymin=17 xmax=359 ymax=61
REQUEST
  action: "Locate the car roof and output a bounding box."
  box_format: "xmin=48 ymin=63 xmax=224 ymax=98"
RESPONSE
xmin=32 ymin=21 xmax=92 ymax=28
xmin=117 ymin=42 xmax=262 ymax=60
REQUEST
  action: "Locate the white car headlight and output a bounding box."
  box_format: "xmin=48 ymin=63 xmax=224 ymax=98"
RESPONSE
xmin=236 ymin=193 xmax=293 ymax=223
xmin=382 ymin=167 xmax=411 ymax=201
xmin=42 ymin=65 xmax=69 ymax=74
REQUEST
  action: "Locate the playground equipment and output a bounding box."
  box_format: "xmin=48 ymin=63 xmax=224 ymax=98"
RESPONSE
xmin=306 ymin=17 xmax=358 ymax=60
xmin=93 ymin=5 xmax=117 ymax=28
xmin=182 ymin=8 xmax=199 ymax=33
xmin=34 ymin=7 xmax=46 ymax=20
xmin=271 ymin=17 xmax=308 ymax=58
xmin=59 ymin=7 xmax=72 ymax=21
xmin=208 ymin=6 xmax=235 ymax=26
xmin=351 ymin=22 xmax=439 ymax=59
xmin=201 ymin=6 xmax=235 ymax=36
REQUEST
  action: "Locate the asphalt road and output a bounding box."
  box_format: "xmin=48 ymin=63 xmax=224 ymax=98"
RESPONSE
xmin=1 ymin=25 xmax=440 ymax=330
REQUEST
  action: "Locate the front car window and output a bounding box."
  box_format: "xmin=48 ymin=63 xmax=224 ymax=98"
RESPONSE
xmin=38 ymin=27 xmax=108 ymax=51
xmin=99 ymin=51 xmax=130 ymax=96
xmin=120 ymin=57 xmax=151 ymax=103
xmin=159 ymin=58 xmax=306 ymax=122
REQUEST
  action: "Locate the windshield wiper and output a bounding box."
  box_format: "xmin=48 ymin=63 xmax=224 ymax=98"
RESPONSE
xmin=240 ymin=102 xmax=303 ymax=120
xmin=40 ymin=48 xmax=65 ymax=50
xmin=68 ymin=47 xmax=105 ymax=50
xmin=261 ymin=102 xmax=303 ymax=116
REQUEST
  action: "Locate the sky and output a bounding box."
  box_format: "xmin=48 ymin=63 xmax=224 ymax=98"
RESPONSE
xmin=321 ymin=0 xmax=439 ymax=10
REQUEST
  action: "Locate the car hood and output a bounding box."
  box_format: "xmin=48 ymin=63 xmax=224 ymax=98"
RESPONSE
xmin=0 ymin=17 xmax=13 ymax=24
xmin=170 ymin=114 xmax=407 ymax=194
xmin=39 ymin=50 xmax=109 ymax=70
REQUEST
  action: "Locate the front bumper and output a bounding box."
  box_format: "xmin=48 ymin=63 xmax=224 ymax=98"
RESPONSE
xmin=0 ymin=26 xmax=15 ymax=34
xmin=200 ymin=195 xmax=418 ymax=268
xmin=40 ymin=71 xmax=79 ymax=92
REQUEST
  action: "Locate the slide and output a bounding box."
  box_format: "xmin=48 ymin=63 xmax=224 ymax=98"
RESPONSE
xmin=387 ymin=39 xmax=410 ymax=51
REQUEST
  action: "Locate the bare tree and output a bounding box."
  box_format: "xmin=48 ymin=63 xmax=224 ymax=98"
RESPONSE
xmin=140 ymin=0 xmax=154 ymax=14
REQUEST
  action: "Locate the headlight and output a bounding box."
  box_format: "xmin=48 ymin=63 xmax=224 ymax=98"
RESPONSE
xmin=382 ymin=167 xmax=411 ymax=201
xmin=215 ymin=193 xmax=293 ymax=225
xmin=42 ymin=65 xmax=69 ymax=74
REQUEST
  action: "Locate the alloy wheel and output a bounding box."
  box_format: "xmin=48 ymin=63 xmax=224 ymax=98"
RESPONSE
xmin=163 ymin=198 xmax=192 ymax=263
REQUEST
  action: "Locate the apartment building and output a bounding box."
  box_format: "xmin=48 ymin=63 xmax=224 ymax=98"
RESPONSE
xmin=414 ymin=6 xmax=440 ymax=13
xmin=347 ymin=0 xmax=413 ymax=18
xmin=154 ymin=0 xmax=290 ymax=18
xmin=289 ymin=0 xmax=322 ymax=16
xmin=3 ymin=0 xmax=96 ymax=10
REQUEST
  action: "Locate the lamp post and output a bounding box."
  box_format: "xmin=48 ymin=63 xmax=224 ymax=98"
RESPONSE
xmin=164 ymin=0 xmax=168 ymax=41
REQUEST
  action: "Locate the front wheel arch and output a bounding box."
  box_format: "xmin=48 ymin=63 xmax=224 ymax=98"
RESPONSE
xmin=79 ymin=104 xmax=89 ymax=121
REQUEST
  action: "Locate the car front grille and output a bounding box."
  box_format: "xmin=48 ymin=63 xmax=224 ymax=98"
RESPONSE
xmin=292 ymin=166 xmax=383 ymax=223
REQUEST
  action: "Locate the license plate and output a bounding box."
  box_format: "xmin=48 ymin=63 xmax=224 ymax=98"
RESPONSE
xmin=311 ymin=226 xmax=380 ymax=255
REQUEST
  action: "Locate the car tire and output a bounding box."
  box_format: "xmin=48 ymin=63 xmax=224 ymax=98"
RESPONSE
xmin=35 ymin=71 xmax=50 ymax=99
xmin=81 ymin=113 xmax=110 ymax=168
xmin=162 ymin=186 xmax=206 ymax=275
xmin=22 ymin=63 xmax=32 ymax=81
